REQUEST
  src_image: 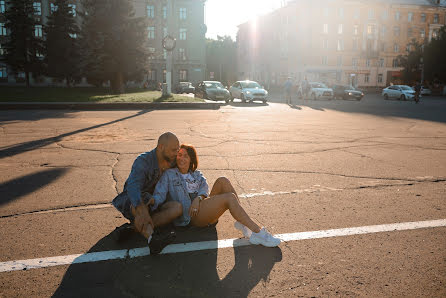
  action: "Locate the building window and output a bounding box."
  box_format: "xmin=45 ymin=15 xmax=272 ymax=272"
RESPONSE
xmin=337 ymin=39 xmax=344 ymax=51
xmin=179 ymin=47 xmax=186 ymax=60
xmin=0 ymin=0 xmax=5 ymax=13
xmin=380 ymin=42 xmax=386 ymax=51
xmin=394 ymin=43 xmax=399 ymax=52
xmin=146 ymin=5 xmax=154 ymax=18
xmin=0 ymin=44 xmax=4 ymax=56
xmin=163 ymin=6 xmax=167 ymax=19
xmin=36 ymin=50 xmax=44 ymax=59
xmin=148 ymin=69 xmax=156 ymax=81
xmin=323 ymin=39 xmax=328 ymax=49
xmin=381 ymin=25 xmax=386 ymax=36
xmin=392 ymin=59 xmax=398 ymax=67
xmin=354 ymin=8 xmax=360 ymax=19
xmin=367 ymin=25 xmax=374 ymax=35
xmin=379 ymin=58 xmax=384 ymax=67
xmin=354 ymin=25 xmax=359 ymax=35
xmin=352 ymin=58 xmax=358 ymax=67
xmin=407 ymin=27 xmax=413 ymax=37
xmin=395 ymin=11 xmax=400 ymax=21
xmin=34 ymin=25 xmax=42 ymax=37
xmin=420 ymin=28 xmax=425 ymax=38
xmin=179 ymin=28 xmax=187 ymax=40
xmin=433 ymin=28 xmax=439 ymax=39
xmin=50 ymin=3 xmax=58 ymax=12
xmin=352 ymin=38 xmax=358 ymax=50
xmin=368 ymin=9 xmax=374 ymax=19
xmin=179 ymin=7 xmax=187 ymax=20
xmin=434 ymin=14 xmax=439 ymax=23
xmin=378 ymin=74 xmax=383 ymax=83
xmin=0 ymin=66 xmax=7 ymax=78
xmin=148 ymin=47 xmax=155 ymax=59
xmin=148 ymin=26 xmax=155 ymax=39
xmin=337 ymin=56 xmax=342 ymax=66
xmin=382 ymin=10 xmax=388 ymax=20
xmin=366 ymin=59 xmax=371 ymax=67
xmin=408 ymin=12 xmax=413 ymax=22
xmin=323 ymin=23 xmax=328 ymax=34
xmin=69 ymin=33 xmax=77 ymax=39
xmin=323 ymin=7 xmax=329 ymax=17
xmin=338 ymin=24 xmax=343 ymax=34
xmin=0 ymin=23 xmax=6 ymax=36
xmin=68 ymin=4 xmax=76 ymax=16
xmin=393 ymin=26 xmax=400 ymax=36
xmin=322 ymin=56 xmax=328 ymax=65
xmin=364 ymin=74 xmax=369 ymax=83
xmin=179 ymin=69 xmax=187 ymax=81
xmin=338 ymin=7 xmax=344 ymax=18
xmin=33 ymin=2 xmax=41 ymax=15
xmin=421 ymin=13 xmax=426 ymax=22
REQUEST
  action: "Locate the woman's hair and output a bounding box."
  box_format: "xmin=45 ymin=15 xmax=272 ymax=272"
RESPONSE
xmin=180 ymin=144 xmax=198 ymax=172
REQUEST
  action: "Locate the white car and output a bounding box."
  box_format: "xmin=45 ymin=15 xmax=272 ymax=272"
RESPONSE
xmin=420 ymin=86 xmax=431 ymax=95
xmin=229 ymin=80 xmax=268 ymax=103
xmin=299 ymin=82 xmax=333 ymax=100
xmin=382 ymin=85 xmax=415 ymax=100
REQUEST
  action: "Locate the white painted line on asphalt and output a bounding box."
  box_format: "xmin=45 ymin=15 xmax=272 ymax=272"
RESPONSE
xmin=1 ymin=219 xmax=445 ymax=273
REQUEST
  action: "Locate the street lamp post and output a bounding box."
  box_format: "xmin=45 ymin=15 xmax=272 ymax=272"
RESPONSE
xmin=163 ymin=0 xmax=176 ymax=96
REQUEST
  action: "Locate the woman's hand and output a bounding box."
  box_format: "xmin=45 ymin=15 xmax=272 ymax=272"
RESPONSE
xmin=189 ymin=196 xmax=201 ymax=217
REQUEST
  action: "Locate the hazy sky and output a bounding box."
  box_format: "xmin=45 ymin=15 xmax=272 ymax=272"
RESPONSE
xmin=205 ymin=0 xmax=285 ymax=40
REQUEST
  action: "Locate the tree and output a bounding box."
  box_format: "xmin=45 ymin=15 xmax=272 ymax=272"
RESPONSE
xmin=206 ymin=35 xmax=237 ymax=86
xmin=397 ymin=39 xmax=423 ymax=84
xmin=424 ymin=26 xmax=446 ymax=84
xmin=79 ymin=0 xmax=150 ymax=93
xmin=1 ymin=0 xmax=44 ymax=87
xmin=44 ymin=0 xmax=81 ymax=86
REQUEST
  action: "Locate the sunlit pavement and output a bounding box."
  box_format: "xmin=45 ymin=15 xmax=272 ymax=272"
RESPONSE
xmin=0 ymin=96 xmax=445 ymax=296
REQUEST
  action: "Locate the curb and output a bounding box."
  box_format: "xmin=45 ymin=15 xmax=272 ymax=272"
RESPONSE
xmin=0 ymin=102 xmax=224 ymax=110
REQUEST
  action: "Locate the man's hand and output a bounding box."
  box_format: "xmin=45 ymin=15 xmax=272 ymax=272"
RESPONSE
xmin=189 ymin=197 xmax=201 ymax=217
xmin=133 ymin=204 xmax=153 ymax=235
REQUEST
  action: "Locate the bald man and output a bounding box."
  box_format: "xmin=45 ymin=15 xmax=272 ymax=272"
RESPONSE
xmin=112 ymin=132 xmax=182 ymax=253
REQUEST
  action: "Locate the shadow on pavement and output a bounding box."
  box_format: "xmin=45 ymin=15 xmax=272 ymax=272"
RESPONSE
xmin=0 ymin=110 xmax=151 ymax=160
xmin=0 ymin=110 xmax=78 ymax=125
xmin=0 ymin=168 xmax=68 ymax=208
xmin=53 ymin=225 xmax=282 ymax=297
xmin=226 ymin=101 xmax=268 ymax=107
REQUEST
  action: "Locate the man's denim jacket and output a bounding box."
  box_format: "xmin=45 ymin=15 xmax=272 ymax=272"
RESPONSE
xmin=112 ymin=148 xmax=161 ymax=220
xmin=152 ymin=168 xmax=209 ymax=226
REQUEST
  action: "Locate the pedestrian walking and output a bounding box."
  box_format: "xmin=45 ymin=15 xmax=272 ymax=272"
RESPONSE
xmin=284 ymin=77 xmax=293 ymax=104
xmin=414 ymin=82 xmax=421 ymax=104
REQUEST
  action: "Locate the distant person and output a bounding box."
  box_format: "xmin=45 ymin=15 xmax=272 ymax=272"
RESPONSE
xmin=414 ymin=82 xmax=421 ymax=104
xmin=150 ymin=144 xmax=281 ymax=247
xmin=112 ymin=132 xmax=182 ymax=253
xmin=284 ymin=77 xmax=293 ymax=104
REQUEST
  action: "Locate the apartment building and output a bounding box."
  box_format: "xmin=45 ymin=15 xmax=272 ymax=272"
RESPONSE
xmin=237 ymin=0 xmax=446 ymax=88
xmin=0 ymin=0 xmax=206 ymax=86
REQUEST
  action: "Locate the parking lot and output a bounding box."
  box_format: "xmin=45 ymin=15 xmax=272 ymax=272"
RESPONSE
xmin=0 ymin=94 xmax=445 ymax=296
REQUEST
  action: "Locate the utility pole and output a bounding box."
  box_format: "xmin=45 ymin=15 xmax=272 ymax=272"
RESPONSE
xmin=165 ymin=0 xmax=174 ymax=95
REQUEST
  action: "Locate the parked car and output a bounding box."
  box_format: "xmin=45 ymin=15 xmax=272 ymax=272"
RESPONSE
xmin=297 ymin=82 xmax=333 ymax=100
xmin=195 ymin=81 xmax=231 ymax=102
xmin=382 ymin=85 xmax=415 ymax=100
xmin=332 ymin=85 xmax=364 ymax=100
xmin=420 ymin=86 xmax=432 ymax=95
xmin=229 ymin=80 xmax=268 ymax=103
xmin=175 ymin=82 xmax=195 ymax=94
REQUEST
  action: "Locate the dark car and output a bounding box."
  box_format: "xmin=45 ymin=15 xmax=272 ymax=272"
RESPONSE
xmin=332 ymin=85 xmax=364 ymax=100
xmin=195 ymin=81 xmax=231 ymax=102
xmin=175 ymin=82 xmax=195 ymax=94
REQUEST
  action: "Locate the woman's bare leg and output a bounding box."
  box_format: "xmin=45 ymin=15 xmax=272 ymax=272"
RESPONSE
xmin=190 ymin=192 xmax=261 ymax=233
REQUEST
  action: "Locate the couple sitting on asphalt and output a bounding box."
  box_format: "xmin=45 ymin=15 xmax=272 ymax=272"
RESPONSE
xmin=112 ymin=132 xmax=280 ymax=254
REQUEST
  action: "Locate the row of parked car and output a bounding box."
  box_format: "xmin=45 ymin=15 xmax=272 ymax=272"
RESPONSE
xmin=297 ymin=83 xmax=365 ymax=100
xmin=176 ymin=80 xmax=268 ymax=103
xmin=381 ymin=85 xmax=431 ymax=100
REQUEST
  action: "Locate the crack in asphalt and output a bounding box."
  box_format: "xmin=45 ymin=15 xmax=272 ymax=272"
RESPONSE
xmin=111 ymin=153 xmax=120 ymax=194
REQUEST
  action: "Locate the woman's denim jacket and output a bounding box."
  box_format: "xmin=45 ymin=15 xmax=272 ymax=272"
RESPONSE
xmin=151 ymin=168 xmax=209 ymax=226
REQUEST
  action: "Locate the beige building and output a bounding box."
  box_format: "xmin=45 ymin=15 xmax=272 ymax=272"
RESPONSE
xmin=0 ymin=0 xmax=206 ymax=86
xmin=236 ymin=0 xmax=446 ymax=89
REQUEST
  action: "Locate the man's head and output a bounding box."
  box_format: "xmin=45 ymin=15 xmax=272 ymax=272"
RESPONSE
xmin=157 ymin=132 xmax=179 ymax=166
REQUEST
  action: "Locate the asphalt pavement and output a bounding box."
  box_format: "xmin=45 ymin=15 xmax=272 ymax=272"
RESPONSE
xmin=0 ymin=93 xmax=445 ymax=297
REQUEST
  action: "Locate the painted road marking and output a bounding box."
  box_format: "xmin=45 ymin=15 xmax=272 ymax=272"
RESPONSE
xmin=1 ymin=219 xmax=445 ymax=273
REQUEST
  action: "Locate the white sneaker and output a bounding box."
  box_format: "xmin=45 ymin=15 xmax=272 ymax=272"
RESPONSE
xmin=249 ymin=228 xmax=281 ymax=247
xmin=234 ymin=221 xmax=252 ymax=238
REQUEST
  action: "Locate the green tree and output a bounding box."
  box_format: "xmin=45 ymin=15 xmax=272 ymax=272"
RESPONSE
xmin=44 ymin=0 xmax=80 ymax=86
xmin=424 ymin=26 xmax=446 ymax=84
xmin=79 ymin=0 xmax=150 ymax=93
xmin=397 ymin=39 xmax=423 ymax=84
xmin=206 ymin=35 xmax=237 ymax=86
xmin=1 ymin=0 xmax=44 ymax=87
